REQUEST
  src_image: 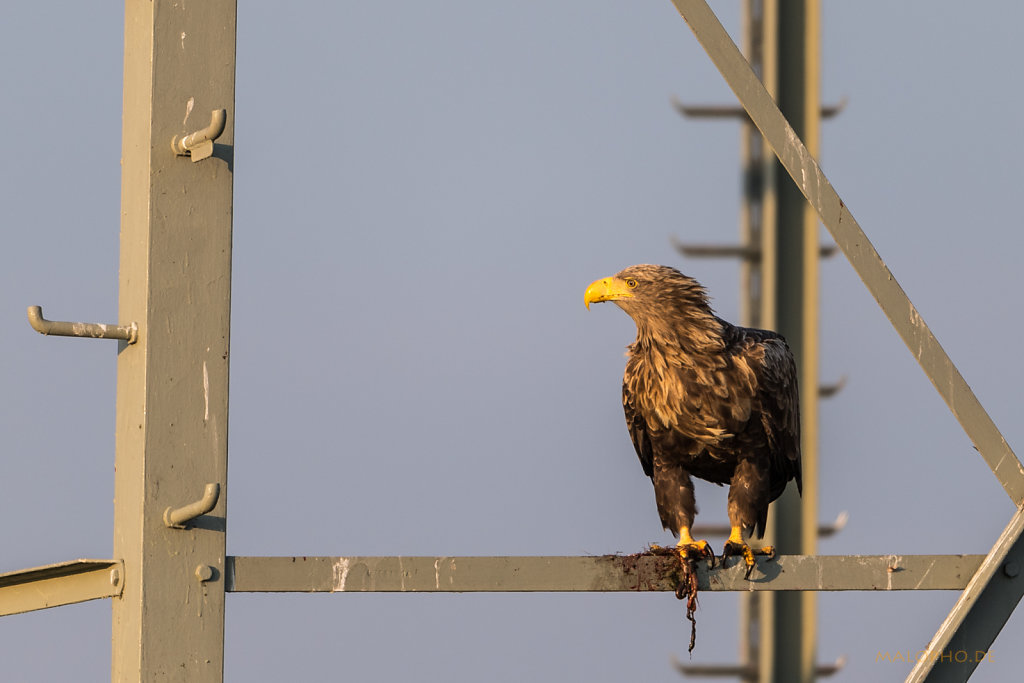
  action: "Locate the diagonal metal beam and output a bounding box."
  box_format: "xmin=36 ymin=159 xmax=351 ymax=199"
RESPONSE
xmin=0 ymin=559 xmax=123 ymax=616
xmin=225 ymin=554 xmax=983 ymax=593
xmin=907 ymin=507 xmax=1024 ymax=682
xmin=667 ymin=0 xmax=1024 ymax=506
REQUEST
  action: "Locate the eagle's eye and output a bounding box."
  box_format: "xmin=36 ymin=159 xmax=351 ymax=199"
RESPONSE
xmin=625 ymin=279 xmax=638 ymax=289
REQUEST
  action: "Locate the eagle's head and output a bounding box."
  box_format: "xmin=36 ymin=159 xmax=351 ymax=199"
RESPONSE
xmin=584 ymin=264 xmax=720 ymax=347
xmin=584 ymin=264 xmax=711 ymax=314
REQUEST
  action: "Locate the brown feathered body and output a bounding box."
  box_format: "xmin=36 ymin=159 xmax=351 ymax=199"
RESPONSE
xmin=610 ymin=265 xmax=801 ymax=540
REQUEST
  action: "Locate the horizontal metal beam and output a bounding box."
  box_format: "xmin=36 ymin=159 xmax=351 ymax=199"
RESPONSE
xmin=2 ymin=553 xmax=981 ymax=610
xmin=668 ymin=0 xmax=1024 ymax=506
xmin=672 ymin=240 xmax=838 ymax=260
xmin=672 ymin=96 xmax=847 ymax=120
xmin=225 ymin=555 xmax=983 ymax=593
xmin=0 ymin=559 xmax=123 ymax=617
xmin=674 ymin=655 xmax=846 ymax=678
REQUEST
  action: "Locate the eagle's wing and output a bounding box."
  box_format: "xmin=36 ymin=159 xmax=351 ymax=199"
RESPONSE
xmin=623 ymin=381 xmax=654 ymax=477
xmin=753 ymin=336 xmax=802 ymax=497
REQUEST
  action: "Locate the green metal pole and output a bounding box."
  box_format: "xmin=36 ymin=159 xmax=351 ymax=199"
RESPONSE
xmin=798 ymin=5 xmax=822 ymax=679
xmin=767 ymin=1 xmax=820 ymax=681
xmin=112 ymin=1 xmax=236 ymax=680
xmin=745 ymin=0 xmax=821 ymax=680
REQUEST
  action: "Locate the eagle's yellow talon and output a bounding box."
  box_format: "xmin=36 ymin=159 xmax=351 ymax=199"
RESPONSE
xmin=675 ymin=536 xmax=715 ymax=568
xmin=722 ymin=539 xmax=774 ymax=579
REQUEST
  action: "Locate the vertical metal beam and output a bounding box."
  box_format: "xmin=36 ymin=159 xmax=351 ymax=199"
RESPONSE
xmin=738 ymin=0 xmax=769 ymax=333
xmin=752 ymin=2 xmax=820 ymax=680
xmin=739 ymin=2 xmax=771 ymax=677
xmin=797 ymin=4 xmax=822 ymax=680
xmin=769 ymin=2 xmax=821 ymax=681
xmin=113 ymin=1 xmax=236 ymax=680
xmin=737 ymin=0 xmax=765 ymax=332
xmin=756 ymin=0 xmax=779 ymax=334
xmin=756 ymin=5 xmax=781 ymax=676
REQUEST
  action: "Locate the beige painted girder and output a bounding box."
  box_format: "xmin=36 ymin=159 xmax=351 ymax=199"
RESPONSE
xmin=113 ymin=1 xmax=236 ymax=680
xmin=225 ymin=555 xmax=984 ymax=593
xmin=0 ymin=560 xmax=123 ymax=617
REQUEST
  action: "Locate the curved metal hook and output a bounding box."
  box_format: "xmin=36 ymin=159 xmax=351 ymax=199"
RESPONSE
xmin=27 ymin=306 xmax=138 ymax=344
xmin=164 ymin=483 xmax=221 ymax=528
xmin=171 ymin=109 xmax=227 ymax=162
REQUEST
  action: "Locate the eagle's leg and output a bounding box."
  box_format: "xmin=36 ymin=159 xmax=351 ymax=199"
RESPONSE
xmin=652 ymin=462 xmax=715 ymax=566
xmin=724 ymin=459 xmax=774 ymax=579
xmin=722 ymin=527 xmax=776 ymax=580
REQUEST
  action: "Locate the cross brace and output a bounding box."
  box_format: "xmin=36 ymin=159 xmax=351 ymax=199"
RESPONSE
xmin=907 ymin=507 xmax=1024 ymax=681
xmin=0 ymin=560 xmax=123 ymax=617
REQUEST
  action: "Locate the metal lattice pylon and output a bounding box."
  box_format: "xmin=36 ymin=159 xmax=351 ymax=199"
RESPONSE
xmin=1 ymin=1 xmax=1021 ymax=682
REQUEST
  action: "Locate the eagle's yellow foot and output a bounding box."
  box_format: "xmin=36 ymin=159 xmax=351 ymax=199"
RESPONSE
xmin=722 ymin=527 xmax=775 ymax=579
xmin=675 ymin=528 xmax=715 ymax=568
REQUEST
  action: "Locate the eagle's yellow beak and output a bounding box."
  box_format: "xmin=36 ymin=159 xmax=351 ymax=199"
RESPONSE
xmin=584 ymin=276 xmax=634 ymax=310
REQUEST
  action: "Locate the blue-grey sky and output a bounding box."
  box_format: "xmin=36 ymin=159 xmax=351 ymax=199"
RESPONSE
xmin=2 ymin=1 xmax=1022 ymax=680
